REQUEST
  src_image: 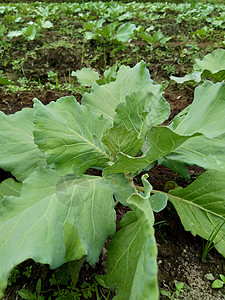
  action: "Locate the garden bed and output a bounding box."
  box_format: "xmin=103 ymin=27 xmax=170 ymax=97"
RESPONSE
xmin=0 ymin=1 xmax=225 ymax=299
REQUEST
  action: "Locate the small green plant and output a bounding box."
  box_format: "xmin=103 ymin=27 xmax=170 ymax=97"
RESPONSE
xmin=139 ymin=29 xmax=171 ymax=46
xmin=47 ymin=70 xmax=59 ymax=87
xmin=154 ymin=220 xmax=169 ymax=244
xmin=211 ymin=274 xmax=225 ymax=289
xmin=82 ymin=20 xmax=136 ymax=69
xmin=8 ymin=268 xmax=20 ymax=286
xmin=190 ymin=27 xmax=209 ymax=40
xmin=23 ymin=266 xmax=33 ymax=278
xmin=163 ymin=65 xmax=176 ymax=76
xmin=202 ymin=220 xmax=225 ymax=261
xmin=7 ymin=19 xmax=53 ymax=41
xmin=50 ymin=274 xmax=102 ymax=300
xmin=0 ymin=74 xmax=12 ymax=85
xmin=161 ymin=281 xmax=188 ymax=299
xmin=18 ymin=279 xmax=48 ymax=300
xmin=83 ymin=20 xmax=136 ymax=45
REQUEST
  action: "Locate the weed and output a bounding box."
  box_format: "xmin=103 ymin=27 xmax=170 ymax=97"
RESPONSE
xmin=211 ymin=274 xmax=225 ymax=289
xmin=50 ymin=274 xmax=110 ymax=300
xmin=161 ymin=281 xmax=189 ymax=299
xmin=202 ymin=220 xmax=225 ymax=261
xmin=8 ymin=268 xmax=20 ymax=286
xmin=23 ymin=266 xmax=33 ymax=279
xmin=154 ymin=220 xmax=169 ymax=244
xmin=47 ymin=70 xmax=59 ymax=87
xmin=18 ymin=279 xmax=48 ymax=300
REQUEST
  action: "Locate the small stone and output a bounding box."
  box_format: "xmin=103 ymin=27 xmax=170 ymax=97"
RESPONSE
xmin=205 ymin=273 xmax=215 ymax=281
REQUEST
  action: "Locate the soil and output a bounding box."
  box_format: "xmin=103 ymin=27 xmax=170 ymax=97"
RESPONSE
xmin=1 ymin=2 xmax=225 ymax=299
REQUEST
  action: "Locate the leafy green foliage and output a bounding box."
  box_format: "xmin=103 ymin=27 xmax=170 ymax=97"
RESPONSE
xmin=161 ymin=281 xmax=188 ymax=299
xmin=173 ymin=81 xmax=225 ymax=138
xmin=0 ymin=178 xmax=22 ymax=208
xmin=171 ymin=49 xmax=225 ymax=83
xmin=83 ymin=21 xmax=136 ymax=44
xmin=202 ymin=220 xmax=225 ymax=261
xmin=0 ymin=75 xmax=11 ymax=85
xmin=7 ymin=21 xmax=53 ymax=41
xmin=103 ymin=127 xmax=198 ymax=175
xmin=140 ymin=29 xmax=171 ymax=46
xmin=99 ymin=176 xmax=158 ymax=300
xmin=18 ymin=279 xmax=45 ymax=300
xmin=0 ymin=168 xmax=116 ymax=298
xmin=168 ymin=170 xmax=225 ymax=256
xmin=211 ymin=275 xmax=225 ymax=289
xmin=82 ymin=61 xmax=163 ymax=122
xmin=71 ymin=68 xmax=99 ymax=86
xmin=33 ymin=97 xmax=111 ymax=176
xmin=0 ymin=108 xmax=46 ymax=181
xmin=0 ymin=59 xmax=225 ymax=300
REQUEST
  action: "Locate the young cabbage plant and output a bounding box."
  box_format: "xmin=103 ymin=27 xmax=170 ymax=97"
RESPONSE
xmin=82 ymin=20 xmax=136 ymax=68
xmin=7 ymin=20 xmax=53 ymax=41
xmin=0 ymin=61 xmax=225 ymax=300
xmin=83 ymin=20 xmax=136 ymax=44
xmin=139 ymin=29 xmax=171 ymax=46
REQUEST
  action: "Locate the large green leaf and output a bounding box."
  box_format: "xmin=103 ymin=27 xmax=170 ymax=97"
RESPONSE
xmin=0 ymin=168 xmax=116 ymax=298
xmin=114 ymin=91 xmax=170 ymax=139
xmin=114 ymin=23 xmax=136 ymax=42
xmin=171 ymin=49 xmax=225 ymax=83
xmin=103 ymin=127 xmax=198 ymax=175
xmin=0 ymin=108 xmax=46 ymax=181
xmin=101 ymin=175 xmax=158 ymax=300
xmin=162 ymin=133 xmax=225 ymax=174
xmin=33 ymin=96 xmax=111 ymax=176
xmin=82 ymin=61 xmax=163 ymax=123
xmin=163 ymin=81 xmax=225 ymax=177
xmin=195 ymin=48 xmax=225 ymax=80
xmin=174 ymin=81 xmax=225 ymax=138
xmin=168 ymin=170 xmax=225 ymax=257
xmin=0 ymin=179 xmax=22 ymax=210
xmin=71 ymin=68 xmax=99 ymax=86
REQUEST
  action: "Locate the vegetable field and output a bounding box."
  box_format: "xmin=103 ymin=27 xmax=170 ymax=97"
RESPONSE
xmin=0 ymin=1 xmax=225 ymax=299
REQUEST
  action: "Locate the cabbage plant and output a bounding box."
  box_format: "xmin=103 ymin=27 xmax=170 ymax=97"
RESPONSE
xmin=0 ymin=61 xmax=225 ymax=300
xmin=83 ymin=20 xmax=136 ymax=44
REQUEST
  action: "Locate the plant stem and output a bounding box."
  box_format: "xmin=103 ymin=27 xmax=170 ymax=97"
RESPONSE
xmin=103 ymin=45 xmax=107 ymax=71
xmin=81 ymin=38 xmax=85 ymax=67
xmin=135 ymin=184 xmax=158 ymax=194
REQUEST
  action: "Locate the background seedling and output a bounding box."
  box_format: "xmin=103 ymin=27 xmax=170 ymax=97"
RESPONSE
xmin=18 ymin=279 xmax=46 ymax=300
xmin=161 ymin=281 xmax=188 ymax=299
